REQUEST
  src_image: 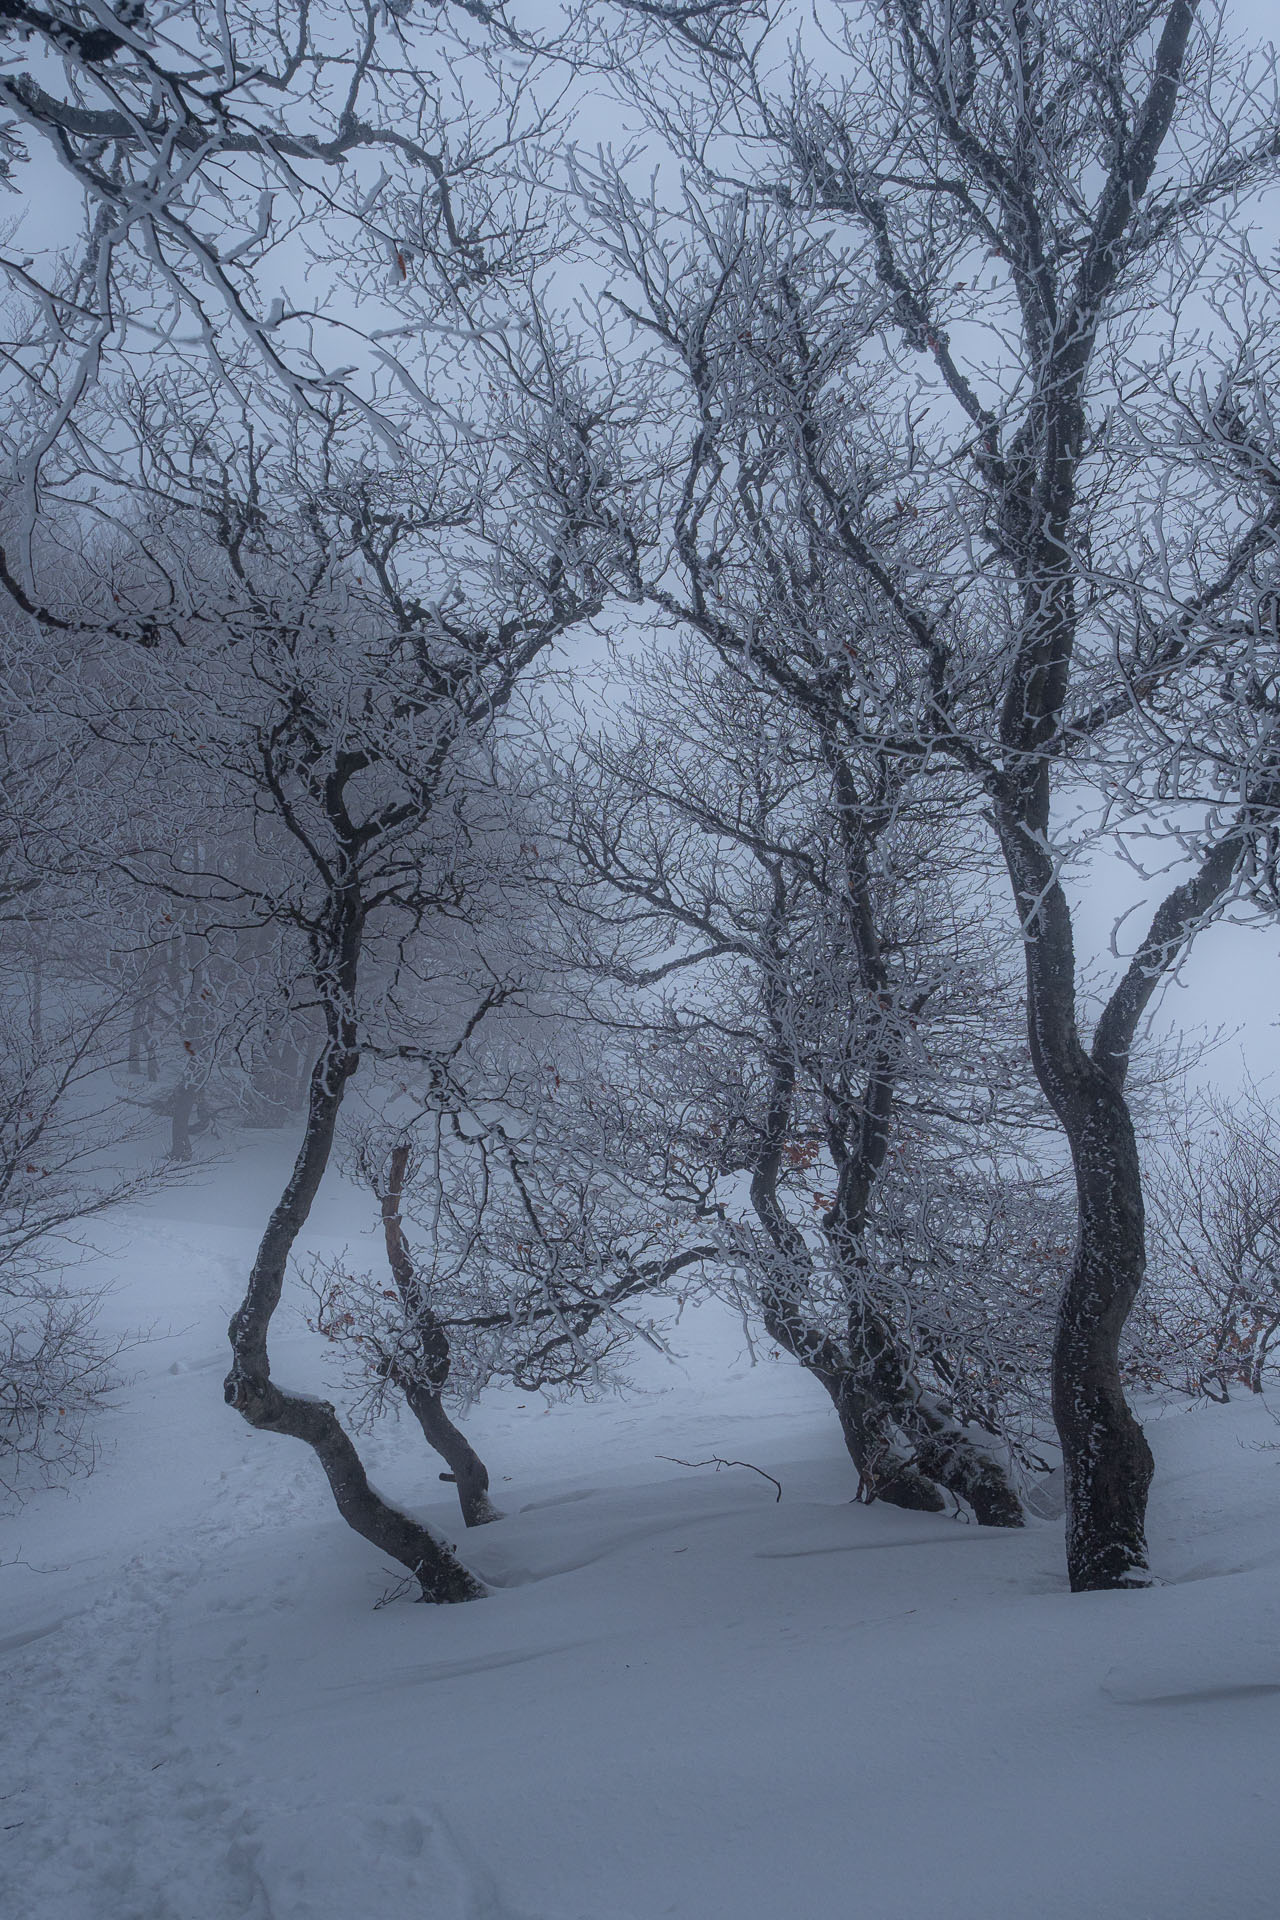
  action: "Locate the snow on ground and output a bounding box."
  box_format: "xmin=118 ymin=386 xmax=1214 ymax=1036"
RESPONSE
xmin=4 ymin=1139 xmax=1280 ymax=1920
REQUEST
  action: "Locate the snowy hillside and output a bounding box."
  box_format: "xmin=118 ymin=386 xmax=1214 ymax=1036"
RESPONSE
xmin=4 ymin=1146 xmax=1280 ymax=1920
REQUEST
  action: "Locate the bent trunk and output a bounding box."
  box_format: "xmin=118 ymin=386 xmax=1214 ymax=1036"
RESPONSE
xmin=402 ymin=1384 xmax=503 ymax=1527
xmin=750 ymin=981 xmax=1022 ymax=1525
xmin=225 ymin=959 xmax=484 ymax=1604
xmin=379 ymin=1143 xmax=502 ymax=1528
xmin=998 ymin=811 xmax=1158 ymax=1589
xmin=760 ymin=1280 xmax=1023 ymax=1525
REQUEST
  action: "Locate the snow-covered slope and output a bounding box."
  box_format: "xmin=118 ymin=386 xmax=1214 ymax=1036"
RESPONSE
xmin=4 ymin=1144 xmax=1280 ymax=1920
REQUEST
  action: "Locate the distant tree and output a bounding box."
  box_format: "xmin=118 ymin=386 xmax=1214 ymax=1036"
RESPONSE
xmin=0 ymin=615 xmax=165 ymax=1497
xmin=0 ymin=984 xmax=161 ymax=1500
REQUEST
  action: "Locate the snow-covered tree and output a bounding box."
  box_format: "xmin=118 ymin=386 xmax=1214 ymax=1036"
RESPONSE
xmin=1127 ymin=1081 xmax=1280 ymax=1400
xmin=44 ymin=341 xmax=650 ymax=1597
xmin=550 ymin=637 xmax=1064 ymax=1521
xmin=586 ymin=0 xmax=1280 ymax=1588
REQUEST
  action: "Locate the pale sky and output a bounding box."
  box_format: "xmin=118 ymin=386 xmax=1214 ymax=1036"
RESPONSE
xmin=3 ymin=0 xmax=1277 ymax=1102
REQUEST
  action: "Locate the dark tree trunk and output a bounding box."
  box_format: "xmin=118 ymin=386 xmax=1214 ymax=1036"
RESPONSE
xmin=1052 ymin=1082 xmax=1156 ymax=1589
xmin=900 ymin=1398 xmax=1027 ymax=1529
xmin=841 ymin=1295 xmax=1026 ymax=1527
xmin=378 ymin=1143 xmax=503 ymax=1529
xmin=402 ymin=1384 xmax=503 ymax=1527
xmin=224 ymin=923 xmax=484 ymax=1605
xmin=996 ymin=808 xmax=1239 ymax=1588
xmin=995 ymin=811 xmax=1156 ymax=1589
xmin=761 ymin=1282 xmax=1022 ymax=1524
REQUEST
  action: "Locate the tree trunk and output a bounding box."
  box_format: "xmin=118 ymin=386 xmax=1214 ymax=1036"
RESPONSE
xmin=750 ymin=993 xmax=1023 ymax=1526
xmin=378 ymin=1141 xmax=503 ymax=1528
xmin=997 ymin=812 xmax=1157 ymax=1589
xmin=904 ymin=1399 xmax=1027 ymax=1529
xmin=843 ymin=1296 xmax=1025 ymax=1527
xmin=760 ymin=1282 xmax=1023 ymax=1524
xmin=225 ymin=971 xmax=484 ymax=1605
xmin=1247 ymin=1315 xmax=1278 ymax=1395
xmin=401 ymin=1384 xmax=503 ymax=1527
xmin=168 ymin=1081 xmax=196 ymax=1163
xmin=1052 ymin=1101 xmax=1156 ymax=1589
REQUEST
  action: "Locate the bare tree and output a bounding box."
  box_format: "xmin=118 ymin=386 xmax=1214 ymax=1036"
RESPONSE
xmin=0 ymin=2 xmax=554 ymax=520
xmin=43 ymin=345 xmax=645 ymax=1597
xmin=0 ymin=610 xmax=171 ymax=1496
xmin=0 ymin=983 xmax=163 ymax=1500
xmin=1128 ymin=1081 xmax=1280 ymax=1400
xmin=548 ymin=639 xmax=1065 ymax=1521
xmin=306 ymin=1008 xmax=718 ymax=1525
xmin=588 ymin=0 xmax=1280 ymax=1587
xmin=0 ymin=0 xmax=765 ymax=553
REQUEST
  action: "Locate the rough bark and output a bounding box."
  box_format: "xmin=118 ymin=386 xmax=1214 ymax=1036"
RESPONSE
xmin=759 ymin=1280 xmax=946 ymax=1511
xmin=996 ymin=812 xmax=1243 ymax=1587
xmin=749 ymin=861 xmax=1024 ymax=1528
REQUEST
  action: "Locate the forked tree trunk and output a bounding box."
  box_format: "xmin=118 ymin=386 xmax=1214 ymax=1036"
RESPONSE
xmin=750 ymin=935 xmax=1024 ymax=1529
xmin=761 ymin=1282 xmax=1023 ymax=1525
xmin=224 ymin=950 xmax=485 ymax=1604
xmin=378 ymin=1143 xmax=503 ymax=1529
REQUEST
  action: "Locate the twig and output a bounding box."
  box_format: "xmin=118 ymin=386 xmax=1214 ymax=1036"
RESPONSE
xmin=372 ymin=1567 xmax=419 ymax=1610
xmin=658 ymin=1454 xmax=782 ymax=1501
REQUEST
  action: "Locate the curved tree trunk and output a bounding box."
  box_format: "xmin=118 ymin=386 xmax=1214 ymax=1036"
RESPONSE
xmin=224 ymin=935 xmax=485 ymax=1605
xmin=402 ymin=1384 xmax=503 ymax=1527
xmin=752 ymin=1168 xmax=1024 ymax=1526
xmin=749 ymin=862 xmax=1023 ymax=1529
xmin=761 ymin=1282 xmax=1022 ymax=1524
xmin=1050 ymin=1077 xmax=1155 ymax=1589
xmin=995 ymin=808 xmax=1240 ymax=1589
xmin=378 ymin=1143 xmax=503 ymax=1529
xmin=996 ymin=813 xmax=1156 ymax=1590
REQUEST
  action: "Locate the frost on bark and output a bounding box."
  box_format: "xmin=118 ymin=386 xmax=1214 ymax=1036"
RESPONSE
xmin=750 ymin=1058 xmax=1025 ymax=1531
xmin=225 ymin=964 xmax=486 ymax=1604
xmin=375 ymin=1143 xmax=503 ymax=1529
xmin=615 ymin=0 xmax=1280 ymax=1587
xmin=559 ymin=649 xmax=1038 ymax=1526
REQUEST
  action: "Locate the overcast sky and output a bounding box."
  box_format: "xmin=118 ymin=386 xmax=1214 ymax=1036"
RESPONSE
xmin=5 ymin=0 xmax=1277 ymax=1103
